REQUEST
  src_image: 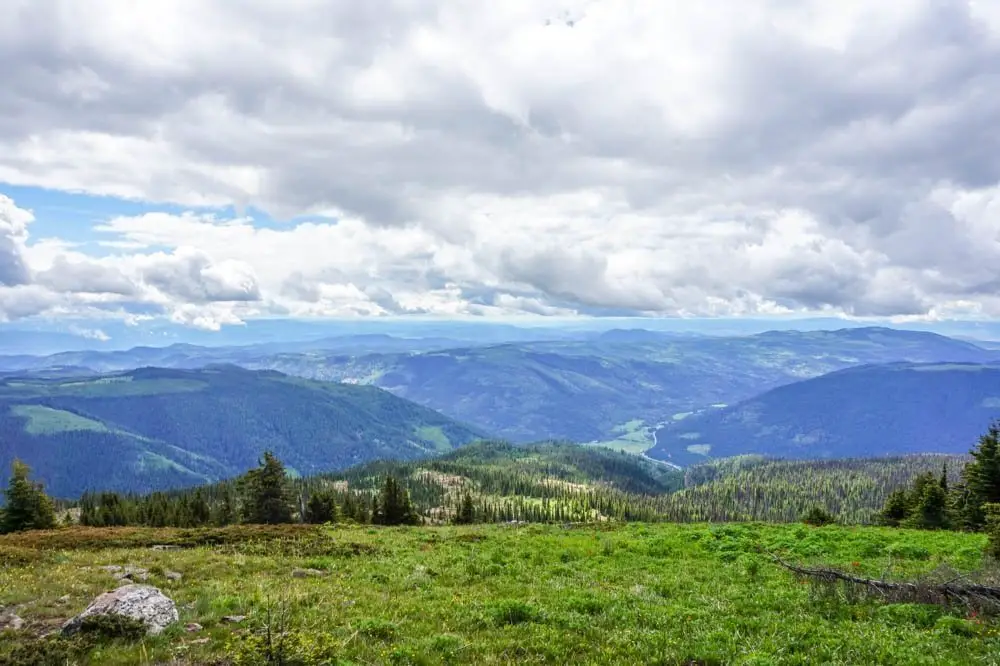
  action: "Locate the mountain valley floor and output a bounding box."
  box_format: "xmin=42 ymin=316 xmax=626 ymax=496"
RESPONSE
xmin=1 ymin=522 xmax=998 ymax=665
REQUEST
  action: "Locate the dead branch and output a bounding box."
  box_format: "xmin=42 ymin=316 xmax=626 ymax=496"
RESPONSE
xmin=768 ymin=552 xmax=1000 ymax=611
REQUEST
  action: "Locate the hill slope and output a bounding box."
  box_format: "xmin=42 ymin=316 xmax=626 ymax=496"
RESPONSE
xmin=252 ymin=327 xmax=999 ymax=445
xmin=2 ymin=327 xmax=995 ymax=447
xmin=648 ymin=361 xmax=1000 ymax=466
xmin=0 ymin=366 xmax=486 ymax=497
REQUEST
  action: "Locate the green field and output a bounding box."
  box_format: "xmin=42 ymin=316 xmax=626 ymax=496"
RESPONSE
xmin=586 ymin=419 xmax=654 ymax=454
xmin=1 ymin=523 xmax=997 ymax=665
xmin=10 ymin=406 xmax=110 ymax=436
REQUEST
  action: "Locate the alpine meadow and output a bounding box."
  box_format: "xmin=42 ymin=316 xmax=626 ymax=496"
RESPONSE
xmin=4 ymin=1 xmax=1000 ymax=664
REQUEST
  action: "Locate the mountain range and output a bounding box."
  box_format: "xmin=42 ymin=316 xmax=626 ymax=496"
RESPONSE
xmin=649 ymin=361 xmax=1000 ymax=465
xmin=2 ymin=327 xmax=994 ymax=447
xmin=0 ymin=366 xmax=484 ymax=498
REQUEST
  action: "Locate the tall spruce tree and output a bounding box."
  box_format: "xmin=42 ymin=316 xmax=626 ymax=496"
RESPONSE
xmin=454 ymin=491 xmax=476 ymax=525
xmin=879 ymin=489 xmax=910 ymax=527
xmin=960 ymin=421 xmax=1000 ymax=529
xmin=1 ymin=460 xmax=56 ymax=534
xmin=372 ymin=475 xmax=419 ymax=526
xmin=240 ymin=451 xmax=294 ymax=524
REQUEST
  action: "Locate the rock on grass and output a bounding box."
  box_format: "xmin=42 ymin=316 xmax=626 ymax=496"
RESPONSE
xmin=62 ymin=584 xmax=178 ymax=636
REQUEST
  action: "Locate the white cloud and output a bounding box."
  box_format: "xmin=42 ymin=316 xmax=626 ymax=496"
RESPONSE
xmin=0 ymin=1 xmax=999 ymax=325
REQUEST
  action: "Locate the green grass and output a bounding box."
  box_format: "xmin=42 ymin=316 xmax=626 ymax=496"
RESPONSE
xmin=1 ymin=523 xmax=998 ymax=665
xmin=415 ymin=425 xmax=453 ymax=452
xmin=587 ymin=419 xmax=654 ymax=454
xmin=10 ymin=405 xmax=110 ymax=435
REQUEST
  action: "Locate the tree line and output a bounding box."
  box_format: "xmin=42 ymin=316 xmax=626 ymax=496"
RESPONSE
xmin=879 ymin=421 xmax=1000 ymax=539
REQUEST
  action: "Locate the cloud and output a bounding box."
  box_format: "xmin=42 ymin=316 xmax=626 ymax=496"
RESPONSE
xmin=0 ymin=195 xmax=32 ymax=287
xmin=139 ymin=250 xmax=261 ymax=303
xmin=35 ymin=255 xmax=137 ymax=295
xmin=0 ymin=1 xmax=999 ymax=324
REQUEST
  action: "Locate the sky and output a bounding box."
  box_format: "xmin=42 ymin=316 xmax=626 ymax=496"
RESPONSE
xmin=2 ymin=0 xmax=1000 ymax=339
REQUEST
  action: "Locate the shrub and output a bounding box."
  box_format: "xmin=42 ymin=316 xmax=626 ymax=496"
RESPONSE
xmin=801 ymin=506 xmax=837 ymax=526
xmin=0 ymin=545 xmax=50 ymax=567
xmin=0 ymin=637 xmax=85 ymax=666
xmin=356 ymin=618 xmax=398 ymax=640
xmin=77 ymin=614 xmax=148 ymax=641
xmin=488 ymin=600 xmax=541 ymax=626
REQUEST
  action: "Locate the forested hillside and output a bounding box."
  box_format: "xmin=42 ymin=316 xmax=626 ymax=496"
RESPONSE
xmin=0 ymin=366 xmax=485 ymax=498
xmin=72 ymin=441 xmax=966 ymax=528
xmin=650 ymin=362 xmax=1000 ymax=465
xmin=3 ymin=327 xmax=994 ymax=447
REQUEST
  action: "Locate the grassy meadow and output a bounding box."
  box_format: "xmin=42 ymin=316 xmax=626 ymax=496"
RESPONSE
xmin=1 ymin=523 xmax=999 ymax=665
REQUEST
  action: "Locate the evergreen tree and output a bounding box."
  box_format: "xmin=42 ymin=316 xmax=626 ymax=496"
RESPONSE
xmin=960 ymin=421 xmax=1000 ymax=529
xmin=215 ymin=491 xmax=236 ymax=526
xmin=305 ymin=489 xmax=339 ymax=524
xmin=240 ymin=452 xmax=294 ymax=524
xmin=879 ymin=489 xmax=910 ymax=527
xmin=190 ymin=490 xmax=211 ymax=526
xmin=1 ymin=460 xmax=57 ymax=533
xmin=903 ymin=479 xmax=950 ymax=530
xmin=454 ymin=491 xmax=476 ymax=525
xmin=372 ymin=476 xmax=419 ymax=526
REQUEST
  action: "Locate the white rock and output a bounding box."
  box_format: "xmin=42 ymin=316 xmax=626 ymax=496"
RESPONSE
xmin=62 ymin=584 xmax=178 ymax=636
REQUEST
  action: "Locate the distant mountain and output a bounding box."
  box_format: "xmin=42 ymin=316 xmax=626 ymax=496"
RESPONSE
xmin=2 ymin=326 xmax=995 ymax=447
xmin=648 ymin=361 xmax=1000 ymax=466
xmin=0 ymin=366 xmax=486 ymax=498
xmin=250 ymin=327 xmax=999 ymax=444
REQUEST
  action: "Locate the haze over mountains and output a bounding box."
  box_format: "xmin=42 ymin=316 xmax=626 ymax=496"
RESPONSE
xmin=2 ymin=323 xmax=1000 ymax=498
xmin=3 ymin=325 xmax=997 ymax=447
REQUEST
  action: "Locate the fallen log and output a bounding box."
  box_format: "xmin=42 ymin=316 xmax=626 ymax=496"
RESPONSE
xmin=769 ymin=552 xmax=1000 ymax=611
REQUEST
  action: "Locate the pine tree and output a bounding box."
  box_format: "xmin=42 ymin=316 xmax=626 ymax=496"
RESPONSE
xmin=454 ymin=492 xmax=475 ymax=525
xmin=960 ymin=421 xmax=1000 ymax=529
xmin=0 ymin=460 xmax=56 ymax=534
xmin=305 ymin=489 xmax=339 ymax=524
xmin=879 ymin=489 xmax=910 ymax=527
xmin=372 ymin=476 xmax=419 ymax=526
xmin=904 ymin=479 xmax=950 ymax=530
xmin=215 ymin=491 xmax=236 ymax=526
xmin=190 ymin=490 xmax=211 ymax=526
xmin=240 ymin=452 xmax=294 ymax=524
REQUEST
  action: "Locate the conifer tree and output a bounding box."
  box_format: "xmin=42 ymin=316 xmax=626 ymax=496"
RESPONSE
xmin=879 ymin=489 xmax=910 ymax=527
xmin=960 ymin=421 xmax=1000 ymax=529
xmin=454 ymin=491 xmax=475 ymax=525
xmin=240 ymin=451 xmax=294 ymax=524
xmin=904 ymin=479 xmax=950 ymax=529
xmin=372 ymin=476 xmax=419 ymax=526
xmin=305 ymin=489 xmax=339 ymax=524
xmin=0 ymin=460 xmax=57 ymax=533
xmin=215 ymin=491 xmax=236 ymax=526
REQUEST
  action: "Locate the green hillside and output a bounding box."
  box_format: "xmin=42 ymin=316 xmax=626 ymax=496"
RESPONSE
xmin=6 ymin=327 xmax=992 ymax=447
xmin=649 ymin=361 xmax=1000 ymax=466
xmin=98 ymin=441 xmax=966 ymax=528
xmin=0 ymin=366 xmax=486 ymax=498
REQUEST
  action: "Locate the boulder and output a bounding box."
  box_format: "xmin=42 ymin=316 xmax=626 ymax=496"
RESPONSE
xmin=0 ymin=612 xmax=24 ymax=631
xmin=62 ymin=584 xmax=178 ymax=636
xmin=221 ymin=614 xmax=246 ymax=624
xmin=165 ymin=571 xmax=183 ymax=581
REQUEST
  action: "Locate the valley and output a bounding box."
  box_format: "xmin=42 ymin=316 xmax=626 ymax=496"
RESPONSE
xmin=3 ymin=326 xmax=998 ymax=465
